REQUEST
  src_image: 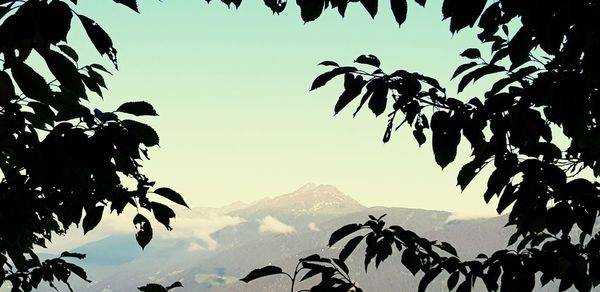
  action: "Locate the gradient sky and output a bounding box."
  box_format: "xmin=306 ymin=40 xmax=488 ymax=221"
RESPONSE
xmin=67 ymin=0 xmax=501 ymax=215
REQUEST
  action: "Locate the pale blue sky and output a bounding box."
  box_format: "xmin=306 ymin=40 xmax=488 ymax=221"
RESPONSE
xmin=68 ymin=0 xmax=499 ymax=215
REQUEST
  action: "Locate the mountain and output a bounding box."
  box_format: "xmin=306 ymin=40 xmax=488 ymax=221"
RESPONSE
xmin=34 ymin=184 xmax=524 ymax=292
xmin=229 ymin=183 xmax=366 ymax=220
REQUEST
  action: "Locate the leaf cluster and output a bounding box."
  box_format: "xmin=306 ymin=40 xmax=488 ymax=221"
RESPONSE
xmin=0 ymin=0 xmax=186 ymax=290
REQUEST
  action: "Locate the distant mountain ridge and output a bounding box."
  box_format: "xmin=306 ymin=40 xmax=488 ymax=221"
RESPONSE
xmin=30 ymin=183 xmax=523 ymax=292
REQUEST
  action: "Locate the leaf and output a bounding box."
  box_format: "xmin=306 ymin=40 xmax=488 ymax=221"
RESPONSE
xmin=367 ymin=81 xmax=388 ymax=116
xmin=116 ymin=101 xmax=158 ymax=116
xmin=11 ymin=62 xmax=50 ymax=101
xmin=60 ymin=252 xmax=86 ymax=260
xmin=339 ymin=235 xmax=365 ymax=262
xmin=78 ymin=15 xmax=118 ymax=68
xmin=44 ymin=50 xmax=85 ymax=96
xmin=123 ymin=119 xmax=160 ymax=147
xmin=458 ymin=64 xmax=504 ymax=93
xmin=418 ymin=266 xmax=442 ymax=292
xmin=355 ymin=54 xmax=380 ymax=67
xmin=414 ymin=0 xmax=425 ymax=7
xmin=332 ymin=258 xmax=349 ymax=275
xmin=391 ymin=0 xmax=408 ymax=27
xmin=138 ymin=283 xmax=168 ymax=292
xmin=64 ymin=262 xmax=90 ymax=282
xmin=318 ymin=61 xmax=339 ymax=67
xmin=57 ymin=45 xmax=79 ymax=62
xmin=113 ymin=0 xmax=139 ymax=12
xmin=335 ymin=74 xmax=366 ymax=114
xmin=133 ymin=214 xmax=153 ymax=249
xmin=451 ymin=62 xmax=478 ymax=80
xmin=508 ymin=27 xmax=534 ymax=70
xmin=240 ymin=266 xmax=283 ymax=283
xmin=153 ymin=187 xmax=188 ymax=208
xmin=460 ymin=48 xmax=481 ymax=59
xmin=401 ymin=249 xmax=420 ymax=275
xmin=297 ymin=0 xmax=325 ymax=23
xmin=311 ymin=66 xmax=356 ymax=91
xmin=82 ymin=205 xmax=104 ymax=234
xmin=150 ymin=202 xmax=176 ymax=230
xmin=448 ymin=272 xmax=460 ymax=290
xmin=457 ymin=160 xmax=483 ymax=191
xmin=165 ymin=282 xmax=183 ymax=290
xmin=300 ymin=268 xmax=320 ymax=281
xmin=360 ymin=0 xmax=378 ymax=18
xmin=329 ymin=223 xmax=363 ymax=247
xmin=431 ymin=111 xmax=461 ymax=169
xmin=437 ymin=241 xmax=458 ymax=256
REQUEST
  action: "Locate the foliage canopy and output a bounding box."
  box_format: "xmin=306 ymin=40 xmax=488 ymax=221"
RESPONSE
xmin=0 ymin=0 xmax=186 ymax=290
xmin=1 ymin=0 xmax=599 ymax=291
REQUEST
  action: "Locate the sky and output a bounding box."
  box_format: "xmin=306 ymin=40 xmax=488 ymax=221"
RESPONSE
xmin=64 ymin=0 xmax=501 ymax=216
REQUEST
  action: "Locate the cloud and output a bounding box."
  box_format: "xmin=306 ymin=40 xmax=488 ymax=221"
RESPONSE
xmin=39 ymin=208 xmax=245 ymax=253
xmin=258 ymin=216 xmax=295 ymax=234
xmin=308 ymin=222 xmax=320 ymax=232
xmin=156 ymin=210 xmax=245 ymax=250
xmin=446 ymin=211 xmax=497 ymax=222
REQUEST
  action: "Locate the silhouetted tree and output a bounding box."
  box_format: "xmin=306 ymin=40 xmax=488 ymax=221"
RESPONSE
xmin=240 ymin=0 xmax=600 ymax=291
xmin=0 ymin=1 xmax=185 ymax=291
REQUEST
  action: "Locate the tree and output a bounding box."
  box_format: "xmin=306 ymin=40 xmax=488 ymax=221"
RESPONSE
xmin=1 ymin=0 xmax=599 ymax=291
xmin=0 ymin=1 xmax=186 ymax=291
xmin=240 ymin=0 xmax=600 ymax=291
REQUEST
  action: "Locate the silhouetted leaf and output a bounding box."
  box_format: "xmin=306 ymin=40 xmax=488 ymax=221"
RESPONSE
xmin=401 ymin=249 xmax=420 ymax=275
xmin=116 ymin=101 xmax=158 ymax=116
xmin=360 ymin=0 xmax=378 ymax=18
xmin=355 ymin=54 xmax=380 ymax=67
xmin=457 ymin=160 xmax=483 ymax=191
xmin=82 ymin=206 xmax=104 ymax=234
xmin=138 ymin=283 xmax=167 ymax=292
xmin=391 ymin=0 xmax=408 ymax=27
xmin=448 ymin=272 xmax=460 ymax=290
xmin=431 ymin=111 xmax=461 ymax=169
xmin=418 ymin=266 xmax=442 ymax=292
xmin=153 ymin=188 xmax=188 ymax=208
xmin=297 ymin=0 xmax=325 ymax=22
xmin=414 ymin=0 xmax=425 ymax=7
xmin=311 ymin=66 xmax=356 ymax=91
xmin=438 ymin=241 xmax=458 ymax=256
xmin=133 ymin=214 xmax=152 ymax=249
xmin=329 ymin=224 xmax=363 ymax=247
xmin=57 ymin=45 xmax=79 ymax=62
xmin=123 ymin=120 xmax=160 ymax=147
xmin=508 ymin=27 xmax=533 ymax=70
xmin=339 ymin=235 xmax=365 ymax=262
xmin=460 ymin=48 xmax=481 ymax=59
xmin=60 ymin=252 xmax=86 ymax=260
xmin=240 ymin=266 xmax=283 ymax=282
xmin=150 ymin=202 xmax=176 ymax=230
xmin=11 ymin=62 xmax=50 ymax=101
xmin=368 ymin=80 xmax=388 ymax=116
xmin=78 ymin=15 xmax=118 ymax=68
xmin=44 ymin=50 xmax=85 ymax=96
xmin=451 ymin=62 xmax=478 ymax=80
xmin=114 ymin=0 xmax=139 ymax=12
xmin=165 ymin=281 xmax=183 ymax=290
xmin=318 ymin=61 xmax=339 ymax=67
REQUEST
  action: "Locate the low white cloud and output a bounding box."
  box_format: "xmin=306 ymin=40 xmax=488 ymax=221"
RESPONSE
xmin=155 ymin=209 xmax=245 ymax=250
xmin=446 ymin=211 xmax=497 ymax=222
xmin=258 ymin=216 xmax=295 ymax=234
xmin=308 ymin=222 xmax=320 ymax=232
xmin=39 ymin=207 xmax=245 ymax=253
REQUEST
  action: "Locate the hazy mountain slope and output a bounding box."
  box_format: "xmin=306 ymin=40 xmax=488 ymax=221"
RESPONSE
xmin=47 ymin=184 xmax=530 ymax=292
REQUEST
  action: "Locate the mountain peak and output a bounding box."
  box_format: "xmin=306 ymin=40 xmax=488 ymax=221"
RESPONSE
xmin=229 ymin=183 xmax=365 ymax=218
